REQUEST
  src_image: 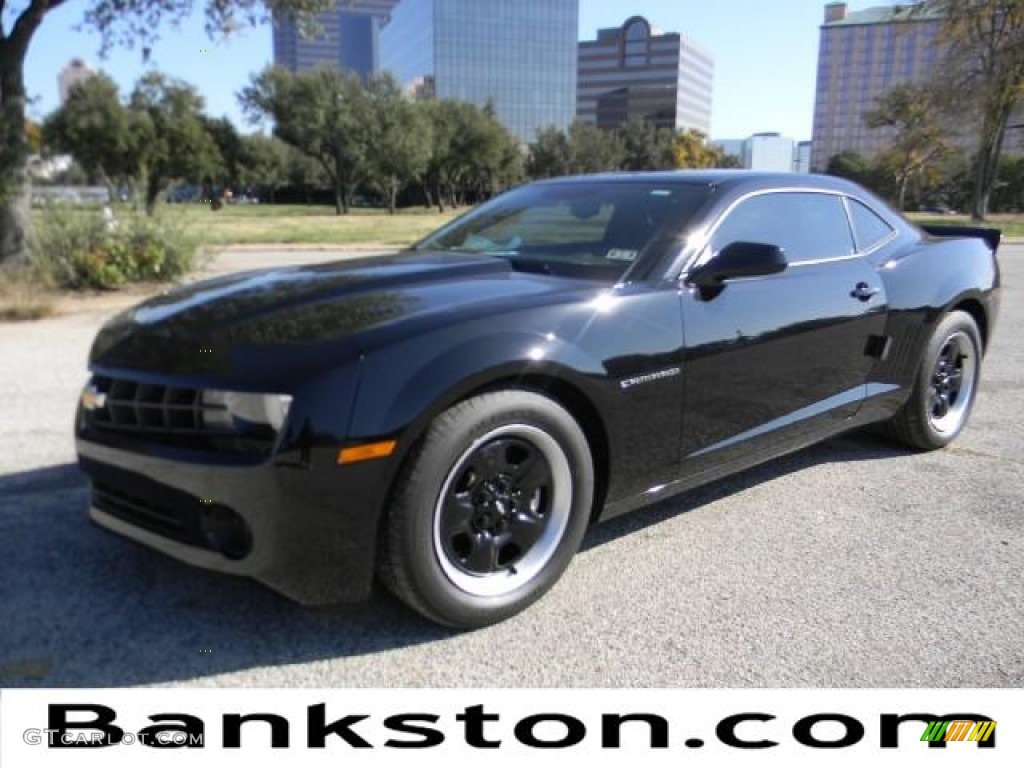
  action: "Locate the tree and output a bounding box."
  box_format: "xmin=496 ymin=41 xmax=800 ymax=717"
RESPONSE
xmin=825 ymin=150 xmax=894 ymax=198
xmin=673 ymin=129 xmax=733 ymax=169
xmin=527 ymin=121 xmax=624 ymax=178
xmin=241 ymin=65 xmax=372 ymax=214
xmin=419 ymin=100 xmax=458 ymax=211
xmin=24 ymin=118 xmax=41 ymax=153
xmin=444 ymin=101 xmax=521 ymax=205
xmin=865 ymin=84 xmax=953 ymax=209
xmin=239 ymin=133 xmax=290 ymax=202
xmin=616 ymin=119 xmax=675 ymax=171
xmin=129 ymin=73 xmax=221 ymax=213
xmin=42 ymin=73 xmax=134 ymax=189
xmin=285 ymin=143 xmax=327 ymax=202
xmin=527 ymin=126 xmax=572 ymax=179
xmin=928 ymin=0 xmax=1024 ymax=219
xmin=364 ymin=75 xmax=431 ymax=214
xmin=418 ymin=100 xmax=521 ymax=210
xmin=202 ymin=115 xmax=244 ymax=192
xmin=990 ymin=152 xmax=1024 ymax=211
xmin=0 ymin=0 xmax=333 ymax=267
xmin=566 ymin=120 xmax=624 ymax=174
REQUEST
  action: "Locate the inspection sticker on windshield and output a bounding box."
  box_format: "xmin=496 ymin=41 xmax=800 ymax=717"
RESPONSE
xmin=607 ymin=248 xmax=638 ymax=262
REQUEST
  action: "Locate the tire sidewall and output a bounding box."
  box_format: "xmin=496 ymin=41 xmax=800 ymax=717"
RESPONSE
xmin=914 ymin=311 xmax=982 ymax=448
xmin=400 ymin=391 xmax=594 ymax=627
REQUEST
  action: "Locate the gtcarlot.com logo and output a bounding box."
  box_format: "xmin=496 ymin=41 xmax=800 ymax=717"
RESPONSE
xmin=20 ymin=704 xmax=997 ymax=752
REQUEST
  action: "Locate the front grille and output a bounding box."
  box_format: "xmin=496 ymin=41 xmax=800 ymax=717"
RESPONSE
xmin=87 ymin=376 xmax=223 ymax=435
xmin=93 ymin=480 xmax=201 ymax=545
xmin=91 ymin=474 xmax=252 ymax=560
xmin=93 ymin=481 xmax=197 ymax=540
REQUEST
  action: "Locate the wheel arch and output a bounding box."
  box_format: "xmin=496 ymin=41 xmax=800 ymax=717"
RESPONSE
xmin=949 ymin=297 xmax=989 ymax=351
xmin=381 ymin=368 xmax=611 ymax=528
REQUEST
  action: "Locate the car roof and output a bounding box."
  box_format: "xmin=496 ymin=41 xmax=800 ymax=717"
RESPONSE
xmin=534 ymin=170 xmax=868 ymax=196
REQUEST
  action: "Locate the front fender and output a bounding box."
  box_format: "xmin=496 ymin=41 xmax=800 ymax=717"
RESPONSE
xmin=349 ymin=328 xmax=607 ymax=442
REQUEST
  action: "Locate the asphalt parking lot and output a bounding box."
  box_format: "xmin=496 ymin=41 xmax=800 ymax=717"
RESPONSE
xmin=0 ymin=246 xmax=1021 ymax=688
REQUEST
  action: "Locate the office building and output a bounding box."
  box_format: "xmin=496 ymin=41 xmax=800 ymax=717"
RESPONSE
xmin=745 ymin=133 xmax=798 ymax=172
xmin=711 ymin=134 xmax=807 ymax=172
xmin=272 ymin=1 xmax=400 ymax=77
xmin=380 ymin=0 xmax=579 ymax=143
xmin=795 ymin=141 xmax=813 ymax=173
xmin=577 ymin=16 xmax=713 ymax=134
xmin=810 ymin=2 xmax=945 ymax=170
xmin=58 ymin=58 xmax=97 ymax=104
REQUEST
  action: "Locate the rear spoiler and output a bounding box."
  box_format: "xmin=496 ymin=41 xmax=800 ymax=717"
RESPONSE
xmin=921 ymin=225 xmax=1002 ymax=254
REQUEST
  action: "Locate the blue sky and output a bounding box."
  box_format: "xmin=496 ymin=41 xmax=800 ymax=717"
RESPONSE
xmin=23 ymin=0 xmax=844 ymax=140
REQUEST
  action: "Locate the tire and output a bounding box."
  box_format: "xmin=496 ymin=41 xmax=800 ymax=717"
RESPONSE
xmin=378 ymin=390 xmax=594 ymax=628
xmin=882 ymin=310 xmax=983 ymax=450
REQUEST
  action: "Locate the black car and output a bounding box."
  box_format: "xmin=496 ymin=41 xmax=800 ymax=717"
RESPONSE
xmin=75 ymin=172 xmax=1001 ymax=628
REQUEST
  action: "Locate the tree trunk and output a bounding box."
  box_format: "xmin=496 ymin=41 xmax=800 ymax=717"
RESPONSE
xmin=897 ymin=173 xmax=909 ymax=211
xmin=0 ymin=49 xmax=32 ymax=268
xmin=971 ymin=93 xmax=1015 ymax=221
xmin=333 ymin=184 xmax=344 ymax=215
xmin=388 ymin=178 xmax=397 ymax=215
xmin=144 ymin=175 xmax=162 ymax=216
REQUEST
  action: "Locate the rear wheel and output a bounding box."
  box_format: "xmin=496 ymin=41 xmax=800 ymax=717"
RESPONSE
xmin=378 ymin=390 xmax=593 ymax=628
xmin=883 ymin=310 xmax=982 ymax=450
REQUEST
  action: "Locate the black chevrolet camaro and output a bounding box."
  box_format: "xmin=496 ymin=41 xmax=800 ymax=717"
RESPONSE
xmin=75 ymin=172 xmax=1001 ymax=627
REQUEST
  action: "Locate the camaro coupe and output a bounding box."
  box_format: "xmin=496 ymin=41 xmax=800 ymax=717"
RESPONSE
xmin=75 ymin=172 xmax=1001 ymax=627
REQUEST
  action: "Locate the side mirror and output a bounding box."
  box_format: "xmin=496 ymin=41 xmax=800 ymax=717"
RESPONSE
xmin=688 ymin=241 xmax=788 ymax=289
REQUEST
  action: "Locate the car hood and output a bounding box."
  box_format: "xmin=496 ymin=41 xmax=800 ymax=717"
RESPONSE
xmin=89 ymin=251 xmax=596 ymax=385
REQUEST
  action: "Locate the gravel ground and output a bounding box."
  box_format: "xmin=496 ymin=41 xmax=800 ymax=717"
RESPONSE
xmin=0 ymin=246 xmax=1021 ymax=688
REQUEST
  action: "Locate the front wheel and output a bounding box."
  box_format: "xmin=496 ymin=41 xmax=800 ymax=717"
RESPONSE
xmin=883 ymin=310 xmax=983 ymax=450
xmin=378 ymin=390 xmax=594 ymax=628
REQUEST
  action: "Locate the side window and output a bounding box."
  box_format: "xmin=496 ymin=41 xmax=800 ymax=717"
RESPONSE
xmin=847 ymin=198 xmax=895 ymax=251
xmin=710 ymin=192 xmax=855 ymax=264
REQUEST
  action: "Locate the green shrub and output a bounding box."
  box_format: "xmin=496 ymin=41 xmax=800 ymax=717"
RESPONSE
xmin=30 ymin=203 xmax=202 ymax=290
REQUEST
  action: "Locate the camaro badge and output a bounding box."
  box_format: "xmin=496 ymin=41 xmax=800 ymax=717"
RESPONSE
xmin=620 ymin=367 xmax=681 ymax=390
xmin=80 ymin=385 xmax=107 ymax=411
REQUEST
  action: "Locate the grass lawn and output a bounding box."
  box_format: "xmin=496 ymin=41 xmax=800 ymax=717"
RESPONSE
xmin=164 ymin=203 xmax=463 ymax=247
xmin=906 ymin=212 xmax=1024 ymax=239
xmin=0 ymin=271 xmax=55 ymax=321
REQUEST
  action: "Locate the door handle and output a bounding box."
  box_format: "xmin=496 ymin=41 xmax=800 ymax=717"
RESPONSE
xmin=850 ymin=282 xmax=879 ymax=302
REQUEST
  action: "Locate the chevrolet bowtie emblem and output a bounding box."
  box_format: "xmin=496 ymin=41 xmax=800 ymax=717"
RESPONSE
xmin=80 ymin=385 xmax=107 ymax=411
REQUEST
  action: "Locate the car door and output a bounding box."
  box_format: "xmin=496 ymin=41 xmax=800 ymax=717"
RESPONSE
xmin=679 ymin=190 xmax=888 ymax=478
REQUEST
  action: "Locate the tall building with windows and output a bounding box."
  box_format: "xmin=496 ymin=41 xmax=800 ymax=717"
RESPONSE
xmin=810 ymin=2 xmax=944 ymax=170
xmin=711 ymin=134 xmax=806 ymax=172
xmin=795 ymin=141 xmax=813 ymax=173
xmin=380 ymin=0 xmax=579 ymax=143
xmin=577 ymin=16 xmax=713 ymax=134
xmin=272 ymin=1 xmax=400 ymax=77
xmin=58 ymin=58 xmax=97 ymax=104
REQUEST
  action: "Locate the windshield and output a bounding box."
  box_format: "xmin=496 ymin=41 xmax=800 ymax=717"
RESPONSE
xmin=416 ymin=181 xmax=711 ymax=281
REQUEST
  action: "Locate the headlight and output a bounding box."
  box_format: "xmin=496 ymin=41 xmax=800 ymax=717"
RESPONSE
xmin=202 ymin=391 xmax=293 ymax=432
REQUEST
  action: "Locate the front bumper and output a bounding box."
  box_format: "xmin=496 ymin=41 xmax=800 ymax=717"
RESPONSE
xmin=76 ymin=434 xmax=393 ymax=605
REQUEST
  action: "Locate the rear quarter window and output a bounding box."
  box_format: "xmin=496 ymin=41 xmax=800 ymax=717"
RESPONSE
xmin=847 ymin=198 xmax=895 ymax=252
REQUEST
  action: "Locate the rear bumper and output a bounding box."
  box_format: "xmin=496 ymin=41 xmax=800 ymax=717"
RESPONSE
xmin=76 ymin=435 xmax=393 ymax=605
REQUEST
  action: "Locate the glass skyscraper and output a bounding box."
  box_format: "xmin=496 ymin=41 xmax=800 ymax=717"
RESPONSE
xmin=380 ymin=0 xmax=579 ymax=143
xmin=272 ymin=2 xmax=401 ymax=77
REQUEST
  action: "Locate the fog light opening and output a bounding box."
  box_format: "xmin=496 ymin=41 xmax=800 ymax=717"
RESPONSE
xmin=199 ymin=506 xmax=252 ymax=561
